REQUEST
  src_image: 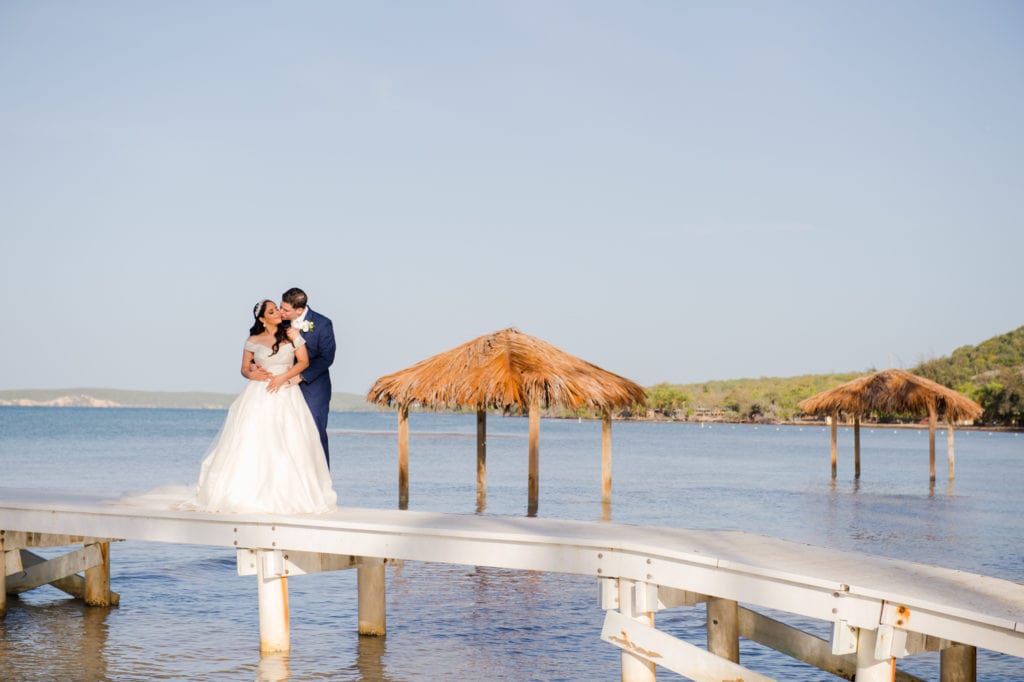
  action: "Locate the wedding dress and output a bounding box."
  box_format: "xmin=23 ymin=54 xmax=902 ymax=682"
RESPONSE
xmin=191 ymin=337 xmax=337 ymax=514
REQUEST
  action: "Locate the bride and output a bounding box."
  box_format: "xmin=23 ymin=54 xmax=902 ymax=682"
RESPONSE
xmin=191 ymin=299 xmax=338 ymax=514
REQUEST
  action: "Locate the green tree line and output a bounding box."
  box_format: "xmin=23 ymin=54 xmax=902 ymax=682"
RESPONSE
xmin=627 ymin=325 xmax=1024 ymax=427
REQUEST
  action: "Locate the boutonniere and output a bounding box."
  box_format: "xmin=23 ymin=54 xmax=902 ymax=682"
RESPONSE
xmin=298 ymin=320 xmax=315 ymax=332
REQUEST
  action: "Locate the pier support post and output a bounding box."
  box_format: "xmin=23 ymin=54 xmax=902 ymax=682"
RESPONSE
xmin=707 ymin=597 xmax=739 ymax=663
xmin=357 ymin=558 xmax=386 ymax=637
xmin=84 ymin=541 xmax=112 ymax=607
xmin=256 ymin=550 xmax=290 ymax=653
xmin=617 ymin=579 xmax=656 ymax=682
xmin=854 ymin=627 xmax=893 ymax=682
xmin=940 ymin=643 xmax=976 ymax=682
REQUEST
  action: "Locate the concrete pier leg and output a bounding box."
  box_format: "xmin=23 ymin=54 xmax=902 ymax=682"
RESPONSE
xmin=940 ymin=643 xmax=977 ymax=682
xmin=256 ymin=550 xmax=290 ymax=653
xmin=358 ymin=558 xmax=386 ymax=637
xmin=84 ymin=541 xmax=111 ymax=607
xmin=855 ymin=627 xmax=893 ymax=682
xmin=618 ymin=579 xmax=656 ymax=682
xmin=707 ymin=597 xmax=739 ymax=663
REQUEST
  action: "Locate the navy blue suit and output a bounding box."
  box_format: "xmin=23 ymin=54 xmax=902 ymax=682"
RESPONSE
xmin=294 ymin=309 xmax=336 ymax=466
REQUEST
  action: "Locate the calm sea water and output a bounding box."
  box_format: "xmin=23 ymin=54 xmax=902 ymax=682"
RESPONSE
xmin=1 ymin=407 xmax=1022 ymax=681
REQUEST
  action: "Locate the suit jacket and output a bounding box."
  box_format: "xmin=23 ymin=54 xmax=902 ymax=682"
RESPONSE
xmin=294 ymin=308 xmax=335 ymax=416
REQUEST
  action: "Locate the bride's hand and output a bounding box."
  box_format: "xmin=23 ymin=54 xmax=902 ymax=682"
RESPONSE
xmin=286 ymin=327 xmax=301 ymax=342
xmin=266 ymin=375 xmax=288 ymax=393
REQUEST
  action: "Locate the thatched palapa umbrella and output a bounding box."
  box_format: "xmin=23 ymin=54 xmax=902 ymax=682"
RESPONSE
xmin=366 ymin=328 xmax=647 ymax=513
xmin=798 ymin=368 xmax=983 ymax=481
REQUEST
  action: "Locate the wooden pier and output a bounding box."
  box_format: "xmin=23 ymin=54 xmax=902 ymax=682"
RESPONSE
xmin=3 ymin=487 xmax=1023 ymax=681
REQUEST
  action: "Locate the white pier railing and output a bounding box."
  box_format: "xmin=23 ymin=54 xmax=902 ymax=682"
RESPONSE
xmin=2 ymin=487 xmax=1022 ymax=681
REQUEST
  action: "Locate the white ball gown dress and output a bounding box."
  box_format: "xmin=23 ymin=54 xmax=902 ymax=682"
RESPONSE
xmin=191 ymin=337 xmax=337 ymax=514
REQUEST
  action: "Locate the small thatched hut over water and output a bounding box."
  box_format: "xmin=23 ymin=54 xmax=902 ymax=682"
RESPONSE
xmin=366 ymin=328 xmax=647 ymax=514
xmin=798 ymin=368 xmax=983 ymax=481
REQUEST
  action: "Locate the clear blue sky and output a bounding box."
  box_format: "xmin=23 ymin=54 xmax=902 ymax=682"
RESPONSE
xmin=2 ymin=2 xmax=1021 ymax=395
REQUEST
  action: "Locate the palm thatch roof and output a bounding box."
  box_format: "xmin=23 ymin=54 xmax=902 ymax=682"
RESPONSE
xmin=366 ymin=327 xmax=647 ymax=413
xmin=798 ymin=368 xmax=982 ymax=422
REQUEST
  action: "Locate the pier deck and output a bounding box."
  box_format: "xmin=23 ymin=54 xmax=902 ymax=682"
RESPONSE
xmin=3 ymin=487 xmax=1023 ymax=680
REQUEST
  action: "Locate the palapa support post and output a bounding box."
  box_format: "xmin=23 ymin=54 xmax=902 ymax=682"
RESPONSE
xmin=476 ymin=408 xmax=487 ymax=510
xmin=940 ymin=643 xmax=977 ymax=681
xmin=256 ymin=549 xmax=290 ymax=653
xmin=398 ymin=404 xmax=409 ymax=510
xmin=928 ymin=405 xmax=938 ymax=483
xmin=527 ymin=397 xmax=540 ymax=517
xmin=601 ymin=411 xmax=613 ymax=503
xmin=947 ymin=418 xmax=956 ymax=481
xmin=707 ymin=597 xmax=739 ymax=663
xmin=853 ymin=414 xmax=861 ymax=479
xmin=830 ymin=412 xmax=838 ymax=478
xmin=84 ymin=541 xmax=112 ymax=606
xmin=357 ymin=558 xmax=386 ymax=637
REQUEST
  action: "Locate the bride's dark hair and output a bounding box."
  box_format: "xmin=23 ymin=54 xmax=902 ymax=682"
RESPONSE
xmin=250 ymin=300 xmax=291 ymax=355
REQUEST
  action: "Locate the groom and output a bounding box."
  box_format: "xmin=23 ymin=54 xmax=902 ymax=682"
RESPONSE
xmin=279 ymin=287 xmax=336 ymax=467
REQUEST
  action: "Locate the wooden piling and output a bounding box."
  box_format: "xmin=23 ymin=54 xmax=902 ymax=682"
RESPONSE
xmin=528 ymin=397 xmax=540 ymax=516
xmin=947 ymin=419 xmax=956 ymax=481
xmin=84 ymin=541 xmax=111 ymax=607
xmin=853 ymin=414 xmax=861 ymax=479
xmin=929 ymin=405 xmax=938 ymax=483
xmin=398 ymin=405 xmax=409 ymax=510
xmin=602 ymin=412 xmax=612 ymax=503
xmin=830 ymin=412 xmax=838 ymax=478
xmin=707 ymin=597 xmax=739 ymax=663
xmin=940 ymin=643 xmax=976 ymax=681
xmin=476 ymin=409 xmax=487 ymax=510
xmin=357 ymin=558 xmax=387 ymax=637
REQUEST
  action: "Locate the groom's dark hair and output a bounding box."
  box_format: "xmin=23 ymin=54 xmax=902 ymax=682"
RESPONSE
xmin=282 ymin=287 xmax=308 ymax=309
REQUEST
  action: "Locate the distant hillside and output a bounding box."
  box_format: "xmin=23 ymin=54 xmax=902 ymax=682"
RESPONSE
xmin=637 ymin=325 xmax=1023 ymax=426
xmin=0 ymin=388 xmax=376 ymax=412
xmin=912 ymin=325 xmax=1024 ymax=425
xmin=640 ymin=373 xmax=861 ymax=423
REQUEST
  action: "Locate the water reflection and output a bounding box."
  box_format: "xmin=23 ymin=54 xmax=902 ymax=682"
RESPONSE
xmin=354 ymin=630 xmax=391 ymax=680
xmin=255 ymin=652 xmax=290 ymax=681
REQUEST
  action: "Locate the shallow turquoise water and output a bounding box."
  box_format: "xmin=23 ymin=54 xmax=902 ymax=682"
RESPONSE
xmin=1 ymin=407 xmax=1022 ymax=680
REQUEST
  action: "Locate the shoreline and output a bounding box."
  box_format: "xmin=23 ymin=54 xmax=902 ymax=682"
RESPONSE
xmin=3 ymin=401 xmax=1020 ymax=433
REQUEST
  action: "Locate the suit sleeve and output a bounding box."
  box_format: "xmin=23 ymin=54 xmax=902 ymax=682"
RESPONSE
xmin=304 ymin=314 xmax=336 ymax=384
